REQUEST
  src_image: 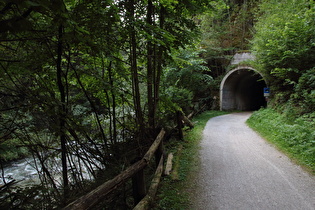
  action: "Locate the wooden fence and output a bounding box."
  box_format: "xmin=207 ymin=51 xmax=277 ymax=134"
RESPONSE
xmin=63 ymin=111 xmax=194 ymax=210
xmin=63 ymin=129 xmax=166 ymax=210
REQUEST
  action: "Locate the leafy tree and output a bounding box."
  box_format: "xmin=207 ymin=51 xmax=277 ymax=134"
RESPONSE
xmin=252 ymin=0 xmax=315 ymax=114
xmin=198 ymin=0 xmax=259 ymax=78
xmin=0 ymin=0 xmax=215 ymax=208
xmin=0 ymin=0 xmax=124 ymax=204
xmin=162 ymin=47 xmax=213 ymax=114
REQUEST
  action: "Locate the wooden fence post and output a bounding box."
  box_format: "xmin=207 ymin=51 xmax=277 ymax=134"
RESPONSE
xmin=132 ymin=157 xmax=146 ymax=204
xmin=176 ymin=110 xmax=183 ymax=140
xmin=133 ymin=155 xmax=164 ymax=210
xmin=132 ymin=168 xmax=146 ymax=204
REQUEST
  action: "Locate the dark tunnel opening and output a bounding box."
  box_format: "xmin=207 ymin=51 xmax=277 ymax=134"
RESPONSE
xmin=220 ymin=68 xmax=267 ymax=111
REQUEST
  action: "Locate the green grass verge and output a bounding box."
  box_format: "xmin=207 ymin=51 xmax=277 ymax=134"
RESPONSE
xmin=247 ymin=108 xmax=315 ymax=174
xmin=153 ymin=111 xmax=229 ymax=210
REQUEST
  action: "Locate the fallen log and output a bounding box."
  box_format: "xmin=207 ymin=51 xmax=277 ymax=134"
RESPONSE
xmin=187 ymin=103 xmax=207 ymax=119
xmin=182 ymin=114 xmax=194 ymax=128
xmin=171 ymin=145 xmax=183 ymax=181
xmin=187 ymin=111 xmax=195 ymax=120
xmin=164 ymin=153 xmax=173 ymax=176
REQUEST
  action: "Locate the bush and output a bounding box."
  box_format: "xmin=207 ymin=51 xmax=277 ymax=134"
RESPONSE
xmin=0 ymin=139 xmax=29 ymax=162
xmin=251 ymin=0 xmax=315 ymax=114
xmin=293 ymin=68 xmax=315 ymax=113
xmin=161 ymin=47 xmax=213 ymax=113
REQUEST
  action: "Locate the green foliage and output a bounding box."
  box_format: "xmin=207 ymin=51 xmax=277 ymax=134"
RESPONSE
xmin=247 ymin=108 xmax=315 ymax=173
xmin=161 ymin=47 xmax=213 ymax=113
xmin=0 ymin=139 xmax=29 ymax=161
xmin=252 ymin=0 xmax=315 ymax=88
xmin=200 ymin=0 xmax=259 ymax=50
xmin=0 ymin=0 xmax=217 ymax=208
xmin=164 ymin=86 xmax=193 ymax=110
xmin=0 ymin=185 xmax=60 ymax=209
xmin=197 ymin=0 xmax=260 ymax=80
xmin=251 ymin=0 xmax=315 ymax=116
xmin=292 ymin=68 xmax=315 ymax=113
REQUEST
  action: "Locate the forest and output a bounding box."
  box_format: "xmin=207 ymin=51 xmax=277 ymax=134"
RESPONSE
xmin=0 ymin=0 xmax=314 ymax=209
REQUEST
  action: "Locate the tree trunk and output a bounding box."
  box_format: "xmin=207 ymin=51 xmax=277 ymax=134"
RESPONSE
xmin=56 ymin=24 xmax=69 ymax=201
xmin=147 ymin=0 xmax=155 ymax=131
xmin=128 ymin=0 xmax=145 ymax=140
xmin=153 ymin=5 xmax=166 ymax=132
xmin=108 ymin=61 xmax=117 ymax=144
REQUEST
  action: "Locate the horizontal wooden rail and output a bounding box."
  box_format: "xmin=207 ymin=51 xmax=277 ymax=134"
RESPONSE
xmin=143 ymin=129 xmax=165 ymax=162
xmin=63 ymin=128 xmax=165 ymax=210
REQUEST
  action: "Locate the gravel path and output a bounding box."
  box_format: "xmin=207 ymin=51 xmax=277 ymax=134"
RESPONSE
xmin=193 ymin=112 xmax=315 ymax=210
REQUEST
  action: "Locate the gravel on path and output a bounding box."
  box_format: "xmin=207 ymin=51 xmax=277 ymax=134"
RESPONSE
xmin=193 ymin=112 xmax=315 ymax=210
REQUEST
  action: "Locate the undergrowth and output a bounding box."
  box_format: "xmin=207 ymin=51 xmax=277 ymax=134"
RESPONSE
xmin=247 ymin=108 xmax=315 ymax=173
xmin=0 ymin=139 xmax=29 ymax=162
xmin=153 ymin=111 xmax=228 ymax=209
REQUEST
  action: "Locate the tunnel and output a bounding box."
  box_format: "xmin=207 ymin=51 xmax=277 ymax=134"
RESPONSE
xmin=220 ymin=66 xmax=267 ymax=111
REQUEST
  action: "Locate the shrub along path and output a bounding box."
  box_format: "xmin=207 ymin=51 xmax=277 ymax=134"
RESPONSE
xmin=193 ymin=112 xmax=315 ymax=209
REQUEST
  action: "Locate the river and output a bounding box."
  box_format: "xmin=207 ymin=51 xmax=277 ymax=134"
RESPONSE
xmin=0 ymin=154 xmax=101 ymax=188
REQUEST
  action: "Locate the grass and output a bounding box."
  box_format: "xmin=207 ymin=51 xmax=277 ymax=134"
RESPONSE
xmin=247 ymin=108 xmax=315 ymax=174
xmin=153 ymin=111 xmax=229 ymax=210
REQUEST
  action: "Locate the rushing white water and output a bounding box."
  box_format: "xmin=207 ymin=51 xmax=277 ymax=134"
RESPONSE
xmin=0 ymin=157 xmax=40 ymax=186
xmin=0 ymin=154 xmax=101 ymax=187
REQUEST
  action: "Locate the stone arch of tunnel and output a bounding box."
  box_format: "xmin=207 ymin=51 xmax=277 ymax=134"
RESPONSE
xmin=220 ymin=66 xmax=267 ymax=111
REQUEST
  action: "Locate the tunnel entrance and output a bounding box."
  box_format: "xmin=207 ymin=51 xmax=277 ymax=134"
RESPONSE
xmin=220 ymin=67 xmax=267 ymax=111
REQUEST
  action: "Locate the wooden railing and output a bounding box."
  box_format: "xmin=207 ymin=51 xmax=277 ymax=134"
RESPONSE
xmin=63 ymin=129 xmax=166 ymax=210
xmin=63 ymin=110 xmax=195 ymax=210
